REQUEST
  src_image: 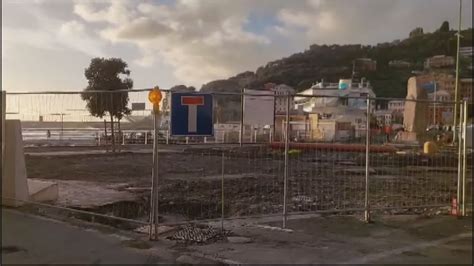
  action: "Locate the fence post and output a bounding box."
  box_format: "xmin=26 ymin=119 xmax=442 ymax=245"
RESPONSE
xmin=462 ymin=100 xmax=468 ymax=216
xmin=457 ymin=102 xmax=463 ymax=216
xmin=282 ymin=94 xmax=290 ymax=228
xmin=104 ymin=119 xmax=108 ymax=152
xmin=221 ymin=151 xmax=225 ymax=232
xmin=149 ymin=103 xmax=160 ymax=240
xmin=1 ymin=91 xmax=6 ymax=182
xmin=145 ymin=131 xmax=148 ymax=145
xmin=269 ymin=127 xmax=273 ymax=143
xmin=364 ymin=96 xmax=371 ymax=223
xmin=166 ymin=130 xmax=169 ymax=145
xmin=240 ymin=88 xmax=244 ymax=147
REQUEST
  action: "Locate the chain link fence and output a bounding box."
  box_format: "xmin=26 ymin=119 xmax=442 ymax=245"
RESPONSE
xmin=2 ymin=89 xmax=471 ymax=234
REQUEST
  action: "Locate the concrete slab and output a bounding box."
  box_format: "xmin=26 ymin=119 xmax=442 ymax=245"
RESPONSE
xmin=28 ymin=179 xmax=58 ymax=202
xmin=54 ymin=180 xmax=138 ymax=208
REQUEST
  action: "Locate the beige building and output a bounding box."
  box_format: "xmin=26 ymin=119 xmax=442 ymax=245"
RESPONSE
xmin=416 ymin=73 xmax=455 ymax=93
xmin=308 ymin=114 xmax=353 ymax=142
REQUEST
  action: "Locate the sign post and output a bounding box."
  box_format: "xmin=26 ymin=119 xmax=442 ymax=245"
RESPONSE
xmin=148 ymin=87 xmax=162 ymax=240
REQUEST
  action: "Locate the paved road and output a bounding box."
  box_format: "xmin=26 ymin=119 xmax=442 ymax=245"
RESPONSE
xmin=1 ymin=209 xmax=161 ymax=264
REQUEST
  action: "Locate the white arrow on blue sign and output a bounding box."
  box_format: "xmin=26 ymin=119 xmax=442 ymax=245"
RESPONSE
xmin=170 ymin=93 xmax=214 ymax=136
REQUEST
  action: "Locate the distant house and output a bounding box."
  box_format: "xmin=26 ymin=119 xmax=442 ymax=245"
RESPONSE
xmin=295 ymin=79 xmax=376 ymax=138
xmin=426 ymin=90 xmax=453 ymax=125
xmin=424 ymin=55 xmax=455 ymax=69
xmin=460 ymin=47 xmax=474 ymax=58
xmin=460 ymin=78 xmax=473 ymax=101
xmin=409 ymin=27 xmax=424 ymax=38
xmin=389 ymin=60 xmax=412 ymax=68
xmin=374 ymin=110 xmax=393 ymax=126
xmin=354 ymin=58 xmax=377 ymax=72
xmin=388 ymin=100 xmax=405 ymax=114
xmin=271 ymin=84 xmax=295 ymax=115
xmin=416 ymin=73 xmax=455 ymax=94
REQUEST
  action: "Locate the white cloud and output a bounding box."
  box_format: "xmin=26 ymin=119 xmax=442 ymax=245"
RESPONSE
xmin=73 ymin=0 xmax=135 ymax=25
xmin=59 ymin=20 xmax=104 ymax=56
xmin=72 ymin=0 xmax=278 ymax=86
xmin=3 ymin=0 xmax=473 ymax=91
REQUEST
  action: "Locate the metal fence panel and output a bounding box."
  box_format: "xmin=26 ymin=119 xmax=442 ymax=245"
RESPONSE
xmin=3 ymin=89 xmax=470 ymax=233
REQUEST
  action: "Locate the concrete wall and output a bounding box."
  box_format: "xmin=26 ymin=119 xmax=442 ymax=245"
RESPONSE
xmin=2 ymin=120 xmax=29 ymax=207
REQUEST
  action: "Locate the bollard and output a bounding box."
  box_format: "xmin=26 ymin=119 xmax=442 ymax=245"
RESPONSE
xmin=423 ymin=141 xmax=438 ymax=154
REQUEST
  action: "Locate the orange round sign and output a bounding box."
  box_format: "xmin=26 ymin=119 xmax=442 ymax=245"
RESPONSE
xmin=148 ymin=87 xmax=162 ymax=105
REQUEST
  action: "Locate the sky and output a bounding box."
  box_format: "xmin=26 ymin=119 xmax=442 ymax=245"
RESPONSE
xmin=2 ymin=0 xmax=473 ymax=92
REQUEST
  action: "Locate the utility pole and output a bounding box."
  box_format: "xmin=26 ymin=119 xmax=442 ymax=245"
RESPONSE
xmin=453 ymin=0 xmax=463 ymax=143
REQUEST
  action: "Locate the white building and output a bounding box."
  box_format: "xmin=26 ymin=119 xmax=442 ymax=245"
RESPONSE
xmin=272 ymin=84 xmax=295 ymax=114
xmin=388 ymin=100 xmax=405 ymax=114
xmin=460 ymin=47 xmax=474 ymax=58
xmin=295 ymin=80 xmax=376 ymax=112
xmin=374 ymin=110 xmax=393 ymax=126
xmin=295 ymin=79 xmax=376 ymax=138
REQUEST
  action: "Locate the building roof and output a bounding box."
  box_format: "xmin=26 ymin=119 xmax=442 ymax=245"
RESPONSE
xmin=272 ymin=84 xmax=295 ymax=92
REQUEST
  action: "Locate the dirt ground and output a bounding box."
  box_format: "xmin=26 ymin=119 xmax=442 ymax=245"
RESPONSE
xmin=25 ymin=145 xmax=472 ymax=223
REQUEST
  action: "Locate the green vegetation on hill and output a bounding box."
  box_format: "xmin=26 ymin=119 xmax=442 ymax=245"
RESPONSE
xmin=200 ymin=23 xmax=472 ymax=100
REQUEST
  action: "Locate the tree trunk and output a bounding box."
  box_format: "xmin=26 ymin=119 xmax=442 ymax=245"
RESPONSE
xmin=118 ymin=118 xmax=122 ymax=152
xmin=103 ymin=119 xmax=108 ymax=151
xmin=110 ymin=114 xmax=115 ymax=152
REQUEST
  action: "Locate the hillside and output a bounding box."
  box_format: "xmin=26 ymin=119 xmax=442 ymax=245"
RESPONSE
xmin=201 ymin=24 xmax=473 ymax=99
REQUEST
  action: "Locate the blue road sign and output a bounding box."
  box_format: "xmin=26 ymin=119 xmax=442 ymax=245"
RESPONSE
xmin=170 ymin=93 xmax=213 ymax=136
